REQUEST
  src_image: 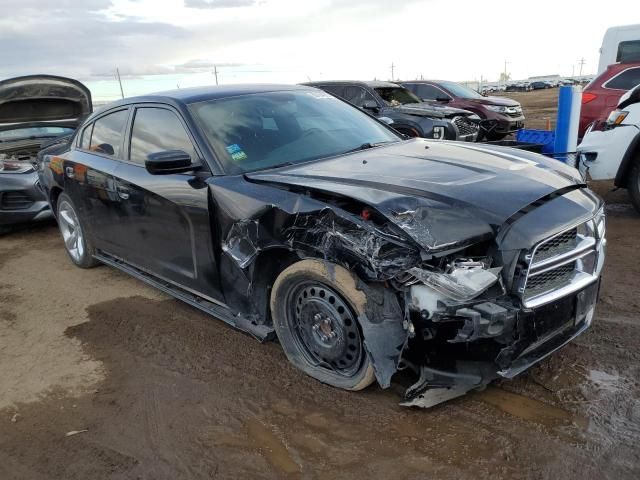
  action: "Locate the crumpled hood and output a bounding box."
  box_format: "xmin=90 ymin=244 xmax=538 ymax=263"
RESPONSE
xmin=393 ymin=102 xmax=476 ymax=119
xmin=0 ymin=75 xmax=92 ymax=127
xmin=247 ymin=139 xmax=587 ymax=251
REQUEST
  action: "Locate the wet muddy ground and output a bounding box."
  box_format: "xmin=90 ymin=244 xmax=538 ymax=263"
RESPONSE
xmin=2 ymin=197 xmax=639 ymax=479
xmin=2 ymin=91 xmax=640 ymax=479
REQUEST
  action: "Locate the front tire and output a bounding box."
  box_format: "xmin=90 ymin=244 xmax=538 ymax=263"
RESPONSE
xmin=56 ymin=193 xmax=99 ymax=268
xmin=270 ymin=259 xmax=375 ymax=391
xmin=628 ymin=160 xmax=640 ymax=214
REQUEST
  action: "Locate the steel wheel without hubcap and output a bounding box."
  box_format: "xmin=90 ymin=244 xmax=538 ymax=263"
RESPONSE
xmin=288 ymin=281 xmax=363 ymax=377
xmin=58 ymin=200 xmax=85 ymax=263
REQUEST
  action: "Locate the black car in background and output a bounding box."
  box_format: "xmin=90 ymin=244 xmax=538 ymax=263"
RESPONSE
xmin=303 ymin=81 xmax=480 ymax=141
xmin=38 ymin=84 xmax=605 ymax=408
xmin=0 ymin=75 xmax=92 ymax=233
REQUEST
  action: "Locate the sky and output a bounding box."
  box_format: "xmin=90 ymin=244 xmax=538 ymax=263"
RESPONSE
xmin=0 ymin=0 xmax=638 ymax=102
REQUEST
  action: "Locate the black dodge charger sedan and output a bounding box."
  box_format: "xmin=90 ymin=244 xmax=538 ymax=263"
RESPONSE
xmin=38 ymin=84 xmax=606 ymax=407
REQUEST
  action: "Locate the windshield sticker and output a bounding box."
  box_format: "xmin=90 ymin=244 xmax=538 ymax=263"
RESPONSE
xmin=226 ymin=143 xmax=248 ymax=162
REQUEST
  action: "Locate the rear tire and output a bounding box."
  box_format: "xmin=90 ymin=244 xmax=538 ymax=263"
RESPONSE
xmin=270 ymin=259 xmax=375 ymax=391
xmin=56 ymin=193 xmax=99 ymax=268
xmin=628 ymin=160 xmax=640 ymax=214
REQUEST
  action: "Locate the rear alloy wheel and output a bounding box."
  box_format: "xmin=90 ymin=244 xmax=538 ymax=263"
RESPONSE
xmin=271 ymin=260 xmax=375 ymax=391
xmin=57 ymin=193 xmax=99 ymax=268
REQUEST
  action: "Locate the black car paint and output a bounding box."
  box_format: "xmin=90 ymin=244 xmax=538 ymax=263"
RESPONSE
xmin=0 ymin=75 xmax=92 ymax=229
xmin=303 ymin=81 xmax=479 ymax=141
xmin=39 ymin=84 xmax=602 ymax=404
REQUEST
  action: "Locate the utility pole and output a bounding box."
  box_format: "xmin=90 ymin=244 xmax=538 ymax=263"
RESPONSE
xmin=390 ymin=62 xmax=395 ymax=81
xmin=578 ymin=57 xmax=586 ymax=77
xmin=571 ymin=65 xmax=575 ymax=78
xmin=213 ymin=65 xmax=219 ymax=85
xmin=115 ymin=68 xmax=124 ymax=99
xmin=503 ymin=60 xmax=509 ymax=82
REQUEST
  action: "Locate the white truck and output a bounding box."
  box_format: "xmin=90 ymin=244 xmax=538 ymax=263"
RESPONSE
xmin=598 ymin=24 xmax=640 ymax=74
xmin=578 ymin=84 xmax=640 ymax=211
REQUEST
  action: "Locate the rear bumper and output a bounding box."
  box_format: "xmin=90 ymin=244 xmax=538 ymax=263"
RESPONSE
xmin=0 ymin=172 xmax=51 ymax=226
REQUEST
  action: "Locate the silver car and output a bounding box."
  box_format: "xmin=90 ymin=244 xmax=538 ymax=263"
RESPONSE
xmin=0 ymin=75 xmax=92 ymax=233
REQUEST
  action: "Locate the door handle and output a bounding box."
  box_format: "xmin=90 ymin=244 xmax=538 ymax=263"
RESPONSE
xmin=65 ymin=166 xmax=75 ymax=178
xmin=116 ymin=186 xmax=130 ymax=200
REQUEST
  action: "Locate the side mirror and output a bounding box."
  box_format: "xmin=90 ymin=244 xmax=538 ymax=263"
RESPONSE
xmin=362 ymin=100 xmax=379 ymax=111
xmin=145 ymin=150 xmax=198 ymax=175
xmin=435 ymin=97 xmax=451 ymax=103
xmin=378 ymin=116 xmax=394 ymax=125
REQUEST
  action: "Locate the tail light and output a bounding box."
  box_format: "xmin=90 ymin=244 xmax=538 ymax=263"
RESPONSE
xmin=582 ymin=92 xmax=598 ymax=104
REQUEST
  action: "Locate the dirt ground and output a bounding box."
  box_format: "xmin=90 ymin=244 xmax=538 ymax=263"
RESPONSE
xmin=2 ymin=90 xmax=640 ymax=479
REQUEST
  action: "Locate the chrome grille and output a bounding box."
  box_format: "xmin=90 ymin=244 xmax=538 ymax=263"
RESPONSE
xmin=518 ymin=218 xmax=602 ymax=308
xmin=453 ymin=116 xmax=479 ymax=137
xmin=532 ymin=228 xmax=578 ymax=264
xmin=524 ymin=262 xmax=576 ymax=299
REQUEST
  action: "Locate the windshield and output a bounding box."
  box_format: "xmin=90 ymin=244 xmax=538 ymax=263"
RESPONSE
xmin=438 ymin=81 xmax=483 ymax=99
xmin=374 ymin=87 xmax=421 ymax=106
xmin=190 ymin=90 xmax=400 ymax=173
xmin=0 ymin=126 xmax=75 ymax=142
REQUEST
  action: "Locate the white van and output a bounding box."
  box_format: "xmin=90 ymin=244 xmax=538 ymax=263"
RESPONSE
xmin=598 ymin=24 xmax=640 ymax=74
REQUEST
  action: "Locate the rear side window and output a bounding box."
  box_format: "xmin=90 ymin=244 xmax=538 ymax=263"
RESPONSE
xmin=605 ymin=67 xmax=640 ymax=90
xmin=617 ymin=40 xmax=640 ymax=63
xmin=90 ymin=110 xmax=128 ymax=157
xmin=129 ymin=107 xmax=197 ymax=165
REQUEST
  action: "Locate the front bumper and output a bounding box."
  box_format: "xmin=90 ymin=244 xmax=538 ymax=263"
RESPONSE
xmin=0 ymin=171 xmax=52 ymax=227
xmin=576 ymin=124 xmax=640 ymax=181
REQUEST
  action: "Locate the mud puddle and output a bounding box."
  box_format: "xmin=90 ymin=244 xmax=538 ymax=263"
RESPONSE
xmin=3 ymin=216 xmax=640 ymax=479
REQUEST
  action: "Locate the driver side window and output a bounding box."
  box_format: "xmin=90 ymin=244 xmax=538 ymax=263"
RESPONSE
xmin=129 ymin=107 xmax=197 ymax=165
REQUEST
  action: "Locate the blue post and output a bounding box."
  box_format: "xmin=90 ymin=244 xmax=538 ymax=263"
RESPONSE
xmin=554 ymin=86 xmax=582 ymax=163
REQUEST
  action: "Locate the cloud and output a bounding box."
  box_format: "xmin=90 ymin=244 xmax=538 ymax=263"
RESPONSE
xmin=184 ymin=0 xmax=258 ymax=8
xmin=0 ymin=1 xmax=189 ymax=79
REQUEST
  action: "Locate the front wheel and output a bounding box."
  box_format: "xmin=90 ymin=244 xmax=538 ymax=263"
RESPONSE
xmin=270 ymin=259 xmax=375 ymax=391
xmin=57 ymin=193 xmax=99 ymax=268
xmin=628 ymin=160 xmax=640 ymax=214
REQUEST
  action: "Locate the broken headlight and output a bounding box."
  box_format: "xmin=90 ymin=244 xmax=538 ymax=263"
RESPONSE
xmin=409 ymin=260 xmax=502 ymax=302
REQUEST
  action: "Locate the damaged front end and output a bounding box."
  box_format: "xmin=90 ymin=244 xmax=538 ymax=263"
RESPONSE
xmin=390 ymin=210 xmax=605 ymax=408
xmin=219 ymin=154 xmax=606 ymax=408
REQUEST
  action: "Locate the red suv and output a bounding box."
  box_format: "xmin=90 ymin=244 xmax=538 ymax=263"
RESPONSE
xmin=580 ymin=62 xmax=640 ymax=137
xmin=400 ymin=80 xmax=524 ymax=140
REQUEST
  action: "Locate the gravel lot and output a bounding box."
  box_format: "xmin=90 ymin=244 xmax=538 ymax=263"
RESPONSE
xmin=1 ymin=89 xmax=640 ymax=479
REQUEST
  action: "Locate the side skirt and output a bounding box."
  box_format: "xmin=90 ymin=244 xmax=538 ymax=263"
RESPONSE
xmin=94 ymin=252 xmax=274 ymax=342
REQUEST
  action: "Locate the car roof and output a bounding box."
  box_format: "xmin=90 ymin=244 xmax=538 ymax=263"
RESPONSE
xmin=303 ymin=80 xmax=400 ymax=88
xmin=96 ymin=84 xmax=315 ymax=109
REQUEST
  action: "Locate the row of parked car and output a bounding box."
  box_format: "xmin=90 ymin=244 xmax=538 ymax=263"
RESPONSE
xmin=0 ymin=75 xmax=606 ymax=408
xmin=480 ymin=78 xmax=594 ymax=94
